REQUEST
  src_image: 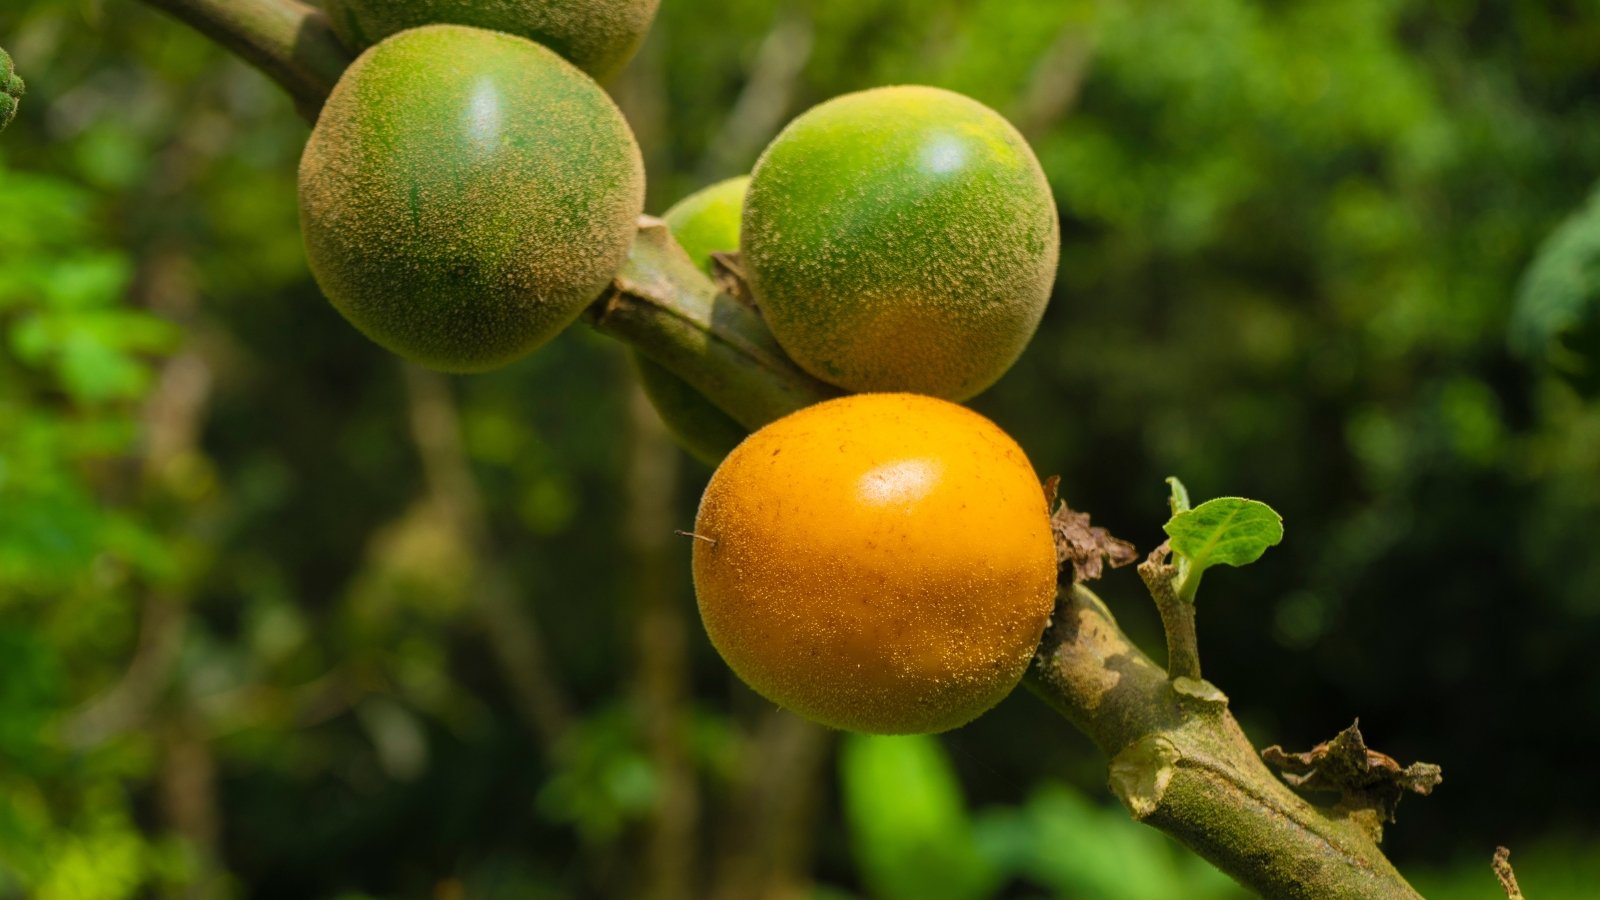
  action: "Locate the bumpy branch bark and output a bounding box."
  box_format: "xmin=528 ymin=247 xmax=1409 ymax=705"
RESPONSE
xmin=1026 ymin=586 xmax=1420 ymax=898
xmin=133 ymin=2 xmax=1428 ymax=896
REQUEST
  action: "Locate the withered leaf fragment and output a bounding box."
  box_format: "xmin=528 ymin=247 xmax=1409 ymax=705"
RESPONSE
xmin=1262 ymin=719 xmax=1441 ymax=842
xmin=1045 ymin=476 xmax=1139 ymax=584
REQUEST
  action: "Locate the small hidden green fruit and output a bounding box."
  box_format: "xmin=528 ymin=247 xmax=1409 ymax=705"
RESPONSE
xmin=742 ymin=85 xmax=1059 ymax=400
xmin=632 ymin=176 xmax=752 ymax=464
xmin=661 ymin=176 xmax=750 ymax=272
xmin=692 ymin=393 xmax=1059 ymax=734
xmin=299 ymin=25 xmax=644 ymax=372
xmin=321 ymin=0 xmax=659 ymax=82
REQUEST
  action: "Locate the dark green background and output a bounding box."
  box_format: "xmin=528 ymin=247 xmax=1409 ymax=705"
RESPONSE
xmin=1 ymin=1 xmax=1598 ymax=897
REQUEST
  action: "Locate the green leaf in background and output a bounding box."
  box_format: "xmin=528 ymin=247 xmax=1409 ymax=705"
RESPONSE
xmin=839 ymin=734 xmax=997 ymax=900
xmin=1510 ymin=179 xmax=1600 ymax=382
xmin=1164 ymin=497 xmax=1284 ymax=600
xmin=974 ymin=784 xmax=1247 ymax=900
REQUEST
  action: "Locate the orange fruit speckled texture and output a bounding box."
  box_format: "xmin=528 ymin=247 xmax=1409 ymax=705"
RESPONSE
xmin=691 ymin=393 xmax=1058 ymax=734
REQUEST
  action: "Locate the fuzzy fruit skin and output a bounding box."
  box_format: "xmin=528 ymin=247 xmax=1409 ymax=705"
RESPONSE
xmin=299 ymin=25 xmax=644 ymax=372
xmin=321 ymin=0 xmax=659 ymax=82
xmin=743 ymin=86 xmax=1059 ymax=400
xmin=0 ymin=47 xmax=23 ymax=132
xmin=634 ymin=176 xmax=753 ymax=464
xmin=692 ymin=393 xmax=1058 ymax=734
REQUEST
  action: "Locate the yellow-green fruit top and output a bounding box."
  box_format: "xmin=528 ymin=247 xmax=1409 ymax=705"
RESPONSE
xmin=321 ymin=0 xmax=659 ymax=82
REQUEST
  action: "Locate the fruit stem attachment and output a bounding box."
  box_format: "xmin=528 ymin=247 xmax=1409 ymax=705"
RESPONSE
xmin=138 ymin=0 xmax=349 ymax=120
xmin=587 ymin=218 xmax=840 ymax=432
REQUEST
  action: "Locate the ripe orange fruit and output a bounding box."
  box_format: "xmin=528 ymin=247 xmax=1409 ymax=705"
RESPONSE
xmin=742 ymin=85 xmax=1059 ymax=401
xmin=691 ymin=393 xmax=1058 ymax=734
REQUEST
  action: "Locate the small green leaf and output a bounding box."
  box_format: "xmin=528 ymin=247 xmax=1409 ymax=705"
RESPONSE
xmin=1164 ymin=497 xmax=1283 ymax=600
xmin=1166 ymin=476 xmax=1191 ymax=515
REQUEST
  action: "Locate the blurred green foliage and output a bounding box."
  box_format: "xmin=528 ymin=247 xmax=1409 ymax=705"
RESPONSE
xmin=2 ymin=0 xmax=1599 ymax=897
xmin=839 ymin=735 xmax=1244 ymax=900
xmin=0 ymin=160 xmax=192 ymax=898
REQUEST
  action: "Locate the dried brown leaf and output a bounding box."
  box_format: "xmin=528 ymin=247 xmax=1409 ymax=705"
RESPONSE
xmin=1049 ymin=492 xmax=1138 ymax=583
xmin=1262 ymin=719 xmax=1441 ymax=842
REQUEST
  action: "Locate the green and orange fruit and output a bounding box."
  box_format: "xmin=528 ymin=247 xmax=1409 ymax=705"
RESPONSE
xmin=742 ymin=86 xmax=1059 ymax=400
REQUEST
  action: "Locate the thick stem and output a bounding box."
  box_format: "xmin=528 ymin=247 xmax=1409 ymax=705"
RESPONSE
xmin=1026 ymin=586 xmax=1421 ymax=899
xmin=586 ymin=220 xmax=840 ymax=431
xmin=139 ymin=0 xmax=348 ymax=119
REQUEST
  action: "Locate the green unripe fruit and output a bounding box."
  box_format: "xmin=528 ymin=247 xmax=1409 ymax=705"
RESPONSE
xmin=661 ymin=176 xmax=750 ymax=271
xmin=633 ymin=177 xmax=752 ymax=464
xmin=1 ymin=47 xmax=23 ymax=132
xmin=298 ymin=25 xmax=645 ymax=372
xmin=742 ymin=86 xmax=1059 ymax=400
xmin=320 ymin=0 xmax=659 ymax=82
